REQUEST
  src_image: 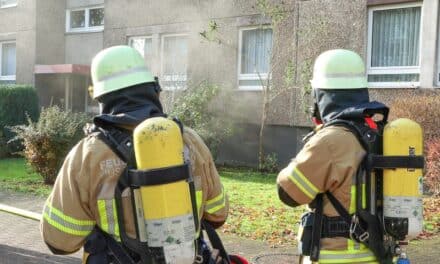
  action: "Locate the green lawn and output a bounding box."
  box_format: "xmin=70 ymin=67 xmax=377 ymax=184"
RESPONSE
xmin=0 ymin=158 xmax=437 ymax=245
xmin=0 ymin=158 xmax=52 ymax=196
xmin=219 ymin=167 xmax=305 ymax=244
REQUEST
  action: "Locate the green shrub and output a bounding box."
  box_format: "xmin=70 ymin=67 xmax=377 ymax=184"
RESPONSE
xmin=390 ymin=92 xmax=440 ymax=195
xmin=168 ymin=81 xmax=235 ymax=158
xmin=0 ymin=85 xmax=39 ymax=156
xmin=426 ymin=139 xmax=440 ymax=196
xmin=10 ymin=106 xmax=89 ymax=184
xmin=259 ymin=152 xmax=279 ymax=173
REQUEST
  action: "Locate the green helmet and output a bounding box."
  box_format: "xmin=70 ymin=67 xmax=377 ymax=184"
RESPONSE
xmin=310 ymin=49 xmax=367 ymax=90
xmin=91 ymin=45 xmax=155 ymax=99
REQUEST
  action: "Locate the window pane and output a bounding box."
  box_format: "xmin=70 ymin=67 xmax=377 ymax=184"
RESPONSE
xmin=371 ymin=7 xmax=421 ymax=67
xmin=0 ymin=0 xmax=17 ymax=7
xmin=1 ymin=43 xmax=16 ymax=76
xmin=162 ymin=36 xmax=188 ymax=89
xmin=70 ymin=10 xmax=85 ymax=28
xmin=130 ymin=38 xmax=153 ymax=71
xmin=89 ymin=8 xmax=104 ymax=27
xmin=241 ymin=28 xmax=273 ymax=74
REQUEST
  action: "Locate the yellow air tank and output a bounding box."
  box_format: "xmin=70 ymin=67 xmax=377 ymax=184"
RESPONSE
xmin=383 ymin=118 xmax=423 ymax=240
xmin=132 ymin=117 xmax=196 ymax=264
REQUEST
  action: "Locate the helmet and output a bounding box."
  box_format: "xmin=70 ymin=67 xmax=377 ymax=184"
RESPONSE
xmin=91 ymin=45 xmax=154 ymax=99
xmin=310 ymin=49 xmax=367 ymax=90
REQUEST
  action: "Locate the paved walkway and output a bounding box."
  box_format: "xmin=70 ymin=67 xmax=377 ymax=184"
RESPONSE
xmin=0 ymin=190 xmax=438 ymax=263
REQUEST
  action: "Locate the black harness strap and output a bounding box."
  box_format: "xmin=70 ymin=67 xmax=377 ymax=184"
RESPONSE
xmin=202 ymin=221 xmax=231 ymax=264
xmin=129 ymin=164 xmax=190 ymax=186
xmin=369 ymin=155 xmax=424 ymax=169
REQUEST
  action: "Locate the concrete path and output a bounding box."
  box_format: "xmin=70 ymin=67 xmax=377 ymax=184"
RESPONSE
xmin=0 ymin=190 xmax=438 ymax=264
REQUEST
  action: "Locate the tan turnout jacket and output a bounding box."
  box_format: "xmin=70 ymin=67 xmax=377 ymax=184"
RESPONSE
xmin=278 ymin=126 xmax=378 ymax=263
xmin=41 ymin=127 xmax=228 ymax=254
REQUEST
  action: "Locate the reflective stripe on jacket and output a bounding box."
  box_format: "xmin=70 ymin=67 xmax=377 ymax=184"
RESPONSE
xmin=41 ymin=126 xmax=228 ymax=253
xmin=277 ymin=126 xmax=376 ymax=263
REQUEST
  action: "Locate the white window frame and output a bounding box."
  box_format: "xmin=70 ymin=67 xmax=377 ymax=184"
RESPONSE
xmin=0 ymin=0 xmax=17 ymax=9
xmin=160 ymin=33 xmax=188 ymax=91
xmin=65 ymin=5 xmax=104 ymax=33
xmin=367 ymin=2 xmax=423 ymax=88
xmin=0 ymin=41 xmax=16 ymax=81
xmin=237 ymin=26 xmax=273 ymax=91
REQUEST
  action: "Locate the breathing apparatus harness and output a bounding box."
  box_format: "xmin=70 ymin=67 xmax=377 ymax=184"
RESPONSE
xmin=83 ymin=122 xmax=238 ymax=264
xmin=301 ymin=103 xmax=424 ymax=264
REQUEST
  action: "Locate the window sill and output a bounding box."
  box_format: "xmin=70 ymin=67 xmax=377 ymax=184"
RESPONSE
xmin=0 ymin=76 xmax=16 ymax=81
xmin=238 ymin=86 xmax=263 ymax=91
xmin=368 ymin=82 xmax=420 ymax=89
xmin=65 ymin=27 xmax=104 ymax=34
xmin=0 ymin=4 xmax=17 ymax=9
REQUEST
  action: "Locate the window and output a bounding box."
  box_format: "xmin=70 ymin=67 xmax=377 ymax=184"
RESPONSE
xmin=367 ymin=3 xmax=422 ymax=88
xmin=238 ymin=27 xmax=273 ymax=90
xmin=66 ymin=6 xmax=104 ymax=32
xmin=161 ymin=34 xmax=188 ymax=90
xmin=0 ymin=0 xmax=17 ymax=8
xmin=129 ymin=36 xmax=154 ymax=72
xmin=0 ymin=41 xmax=16 ymax=81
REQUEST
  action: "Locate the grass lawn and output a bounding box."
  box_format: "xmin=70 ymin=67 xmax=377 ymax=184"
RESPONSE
xmin=219 ymin=167 xmax=305 ymax=245
xmin=0 ymin=158 xmax=438 ymax=245
xmin=0 ymin=158 xmax=52 ymax=196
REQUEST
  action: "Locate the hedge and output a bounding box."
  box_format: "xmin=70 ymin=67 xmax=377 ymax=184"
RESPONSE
xmin=0 ymin=85 xmax=39 ymax=156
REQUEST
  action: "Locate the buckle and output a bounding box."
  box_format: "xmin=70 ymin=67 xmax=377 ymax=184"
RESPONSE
xmin=350 ymin=215 xmax=369 ymax=242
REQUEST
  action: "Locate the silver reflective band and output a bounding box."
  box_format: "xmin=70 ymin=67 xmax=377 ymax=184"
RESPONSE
xmin=324 ymin=73 xmax=365 ymax=78
xmin=98 ymin=66 xmax=149 ymax=82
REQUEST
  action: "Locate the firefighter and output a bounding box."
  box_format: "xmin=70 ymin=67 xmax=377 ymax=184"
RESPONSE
xmin=40 ymin=46 xmax=229 ymax=263
xmin=277 ymin=49 xmax=384 ymax=263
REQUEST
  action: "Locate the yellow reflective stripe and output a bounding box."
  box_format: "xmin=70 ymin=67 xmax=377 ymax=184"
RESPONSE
xmin=205 ymin=187 xmax=225 ymax=214
xmin=287 ymin=167 xmax=319 ymax=199
xmin=45 ymin=202 xmax=95 ymax=226
xmin=320 ymin=248 xmax=377 ymax=263
xmin=43 ymin=202 xmax=95 ymax=236
xmin=196 ymin=190 xmax=203 ymax=215
xmin=362 ymin=183 xmax=366 ymax=209
xmin=43 ymin=213 xmax=93 ymax=236
xmin=98 ymin=199 xmax=120 ymax=241
xmin=112 ymin=199 xmax=120 ymax=240
xmin=98 ymin=200 xmax=109 ymax=233
xmin=350 ymin=185 xmax=356 ymax=214
xmin=195 ymin=190 xmax=203 ymax=236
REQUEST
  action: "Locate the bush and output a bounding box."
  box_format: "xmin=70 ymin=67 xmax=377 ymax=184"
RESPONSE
xmin=426 ymin=139 xmax=440 ymax=196
xmin=390 ymin=91 xmax=440 ymax=195
xmin=0 ymin=85 xmax=39 ymax=157
xmin=168 ymin=81 xmax=235 ymax=158
xmin=10 ymin=106 xmax=89 ymax=184
xmin=389 ymin=92 xmax=440 ymax=141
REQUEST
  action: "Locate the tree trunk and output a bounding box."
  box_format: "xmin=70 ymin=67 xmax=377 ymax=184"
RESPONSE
xmin=258 ymin=86 xmax=269 ymax=171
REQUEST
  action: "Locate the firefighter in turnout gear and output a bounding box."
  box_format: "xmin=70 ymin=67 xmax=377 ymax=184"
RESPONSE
xmin=277 ymin=49 xmax=389 ymax=264
xmin=40 ymin=46 xmax=230 ymax=264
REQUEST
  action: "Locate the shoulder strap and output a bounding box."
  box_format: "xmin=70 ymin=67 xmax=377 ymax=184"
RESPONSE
xmin=202 ymin=221 xmax=231 ymax=264
xmin=310 ymin=193 xmax=324 ymax=261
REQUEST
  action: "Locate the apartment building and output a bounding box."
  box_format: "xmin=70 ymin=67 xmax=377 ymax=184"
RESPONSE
xmin=1 ymin=0 xmax=439 ymax=166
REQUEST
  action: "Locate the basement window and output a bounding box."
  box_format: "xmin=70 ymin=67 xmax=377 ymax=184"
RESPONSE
xmin=367 ymin=2 xmax=422 ymax=88
xmin=0 ymin=0 xmax=17 ymax=8
xmin=66 ymin=6 xmax=104 ymax=33
xmin=238 ymin=27 xmax=273 ymax=91
xmin=0 ymin=41 xmax=16 ymax=82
